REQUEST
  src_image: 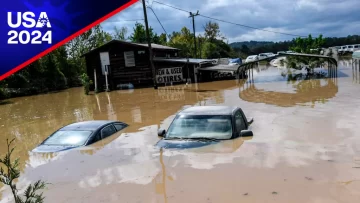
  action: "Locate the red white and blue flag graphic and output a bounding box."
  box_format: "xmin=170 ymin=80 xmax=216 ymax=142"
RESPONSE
xmin=0 ymin=0 xmax=138 ymax=80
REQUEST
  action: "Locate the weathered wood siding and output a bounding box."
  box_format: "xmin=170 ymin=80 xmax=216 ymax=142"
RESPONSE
xmin=85 ymin=42 xmax=180 ymax=90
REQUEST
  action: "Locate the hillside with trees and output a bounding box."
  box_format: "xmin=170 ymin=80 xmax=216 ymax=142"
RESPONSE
xmin=230 ymin=35 xmax=360 ymax=57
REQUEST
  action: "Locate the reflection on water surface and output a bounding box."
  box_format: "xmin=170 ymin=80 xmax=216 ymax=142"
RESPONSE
xmin=1 ymin=60 xmax=360 ymax=203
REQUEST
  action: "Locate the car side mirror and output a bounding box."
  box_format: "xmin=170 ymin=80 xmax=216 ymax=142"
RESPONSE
xmin=158 ymin=129 xmax=166 ymax=137
xmin=247 ymin=118 xmax=254 ymax=125
xmin=240 ymin=130 xmax=253 ymax=137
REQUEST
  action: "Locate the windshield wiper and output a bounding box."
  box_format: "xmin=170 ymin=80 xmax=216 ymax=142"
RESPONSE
xmin=164 ymin=137 xmax=185 ymax=140
xmin=164 ymin=137 xmax=219 ymax=141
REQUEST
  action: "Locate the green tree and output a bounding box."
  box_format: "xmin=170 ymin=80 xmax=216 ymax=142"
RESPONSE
xmin=42 ymin=53 xmax=67 ymax=90
xmin=204 ymin=21 xmax=221 ymax=42
xmin=201 ymin=42 xmax=220 ymax=58
xmin=286 ymin=34 xmax=327 ymax=73
xmin=129 ymin=22 xmax=166 ymax=44
xmin=113 ymin=26 xmax=128 ymax=40
xmin=289 ymin=34 xmax=325 ymax=54
xmin=168 ymin=27 xmax=194 ymax=57
xmin=129 ymin=22 xmax=147 ymax=43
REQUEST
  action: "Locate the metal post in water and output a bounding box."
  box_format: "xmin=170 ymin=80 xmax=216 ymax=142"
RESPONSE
xmin=105 ymin=66 xmax=109 ymax=92
xmin=94 ymin=68 xmax=98 ymax=93
xmin=141 ymin=0 xmax=158 ymax=90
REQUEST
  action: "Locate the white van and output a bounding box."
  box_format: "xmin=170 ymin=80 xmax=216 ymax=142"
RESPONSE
xmin=338 ymin=46 xmax=347 ymax=54
xmin=345 ymin=45 xmax=354 ymax=53
xmin=353 ymin=44 xmax=360 ymax=52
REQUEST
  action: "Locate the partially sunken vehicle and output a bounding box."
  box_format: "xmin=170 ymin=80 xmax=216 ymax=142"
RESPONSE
xmin=33 ymin=120 xmax=128 ymax=153
xmin=156 ymin=106 xmax=254 ymax=149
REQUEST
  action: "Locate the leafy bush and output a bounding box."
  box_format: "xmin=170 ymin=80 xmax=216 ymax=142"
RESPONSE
xmin=80 ymin=73 xmax=93 ymax=95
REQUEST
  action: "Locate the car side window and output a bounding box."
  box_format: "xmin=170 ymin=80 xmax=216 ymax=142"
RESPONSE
xmin=101 ymin=125 xmax=116 ymax=139
xmin=235 ymin=110 xmax=246 ymax=133
xmin=114 ymin=123 xmax=126 ymax=131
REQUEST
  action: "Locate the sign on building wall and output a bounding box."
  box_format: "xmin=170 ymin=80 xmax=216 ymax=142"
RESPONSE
xmin=124 ymin=51 xmax=135 ymax=67
xmin=156 ymin=67 xmax=183 ymax=84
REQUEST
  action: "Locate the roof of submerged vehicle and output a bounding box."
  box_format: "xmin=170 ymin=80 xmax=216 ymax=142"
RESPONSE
xmin=178 ymin=106 xmax=239 ymax=116
xmin=60 ymin=120 xmax=124 ymax=131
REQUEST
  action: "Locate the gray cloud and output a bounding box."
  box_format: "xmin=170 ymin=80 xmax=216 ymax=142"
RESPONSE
xmin=101 ymin=0 xmax=360 ymax=42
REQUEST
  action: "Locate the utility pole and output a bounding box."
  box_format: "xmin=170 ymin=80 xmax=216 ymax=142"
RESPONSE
xmin=141 ymin=0 xmax=158 ymax=89
xmin=189 ymin=11 xmax=199 ymax=58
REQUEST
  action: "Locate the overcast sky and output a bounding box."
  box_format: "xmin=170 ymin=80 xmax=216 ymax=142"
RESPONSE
xmin=100 ymin=0 xmax=360 ymax=43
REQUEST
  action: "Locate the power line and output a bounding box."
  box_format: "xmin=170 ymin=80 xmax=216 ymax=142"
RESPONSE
xmin=198 ymin=15 xmax=306 ymax=37
xmin=147 ymin=6 xmax=168 ymax=36
xmin=152 ymin=0 xmax=306 ymax=38
xmin=153 ymin=0 xmax=189 ymax=13
xmin=121 ymin=19 xmax=144 ymax=22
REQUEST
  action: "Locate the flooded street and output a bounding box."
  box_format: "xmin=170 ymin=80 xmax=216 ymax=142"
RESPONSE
xmin=1 ymin=59 xmax=360 ymax=203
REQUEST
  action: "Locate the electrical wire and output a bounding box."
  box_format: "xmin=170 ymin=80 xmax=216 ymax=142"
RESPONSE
xmin=120 ymin=19 xmax=144 ymax=22
xmin=147 ymin=6 xmax=168 ymax=36
xmin=152 ymin=0 xmax=306 ymax=38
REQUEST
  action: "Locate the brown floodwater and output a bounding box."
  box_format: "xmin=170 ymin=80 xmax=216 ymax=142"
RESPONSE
xmin=1 ymin=59 xmax=360 ymax=203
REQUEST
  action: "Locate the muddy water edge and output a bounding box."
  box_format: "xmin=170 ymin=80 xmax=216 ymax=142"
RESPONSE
xmin=0 ymin=59 xmax=360 ymax=203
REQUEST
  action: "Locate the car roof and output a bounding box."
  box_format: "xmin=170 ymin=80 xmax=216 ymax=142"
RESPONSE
xmin=178 ymin=106 xmax=239 ymax=116
xmin=60 ymin=120 xmax=122 ymax=131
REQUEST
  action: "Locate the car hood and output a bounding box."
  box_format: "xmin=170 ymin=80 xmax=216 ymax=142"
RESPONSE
xmin=32 ymin=145 xmax=79 ymax=153
xmin=156 ymin=139 xmax=219 ymax=149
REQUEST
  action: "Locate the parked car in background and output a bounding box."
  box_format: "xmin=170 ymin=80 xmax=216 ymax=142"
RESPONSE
xmin=228 ymin=58 xmax=242 ymax=65
xmin=345 ymin=45 xmax=354 ymax=53
xmin=339 ymin=46 xmax=347 ymax=54
xmin=258 ymin=53 xmax=268 ymax=60
xmin=156 ymin=106 xmax=254 ymax=149
xmin=277 ymin=51 xmax=286 ymax=55
xmin=353 ymin=44 xmax=360 ymax=52
xmin=264 ymin=52 xmax=276 ymax=57
xmin=245 ymin=55 xmax=259 ymax=63
xmin=286 ymin=50 xmax=295 ymax=54
xmin=33 ymin=120 xmax=128 ymax=153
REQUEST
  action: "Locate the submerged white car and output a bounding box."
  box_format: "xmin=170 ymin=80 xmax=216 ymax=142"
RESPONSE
xmin=245 ymin=55 xmax=259 ymax=63
xmin=257 ymin=53 xmax=268 ymax=60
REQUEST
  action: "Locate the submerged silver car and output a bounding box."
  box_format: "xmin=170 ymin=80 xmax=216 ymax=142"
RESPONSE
xmin=156 ymin=106 xmax=254 ymax=149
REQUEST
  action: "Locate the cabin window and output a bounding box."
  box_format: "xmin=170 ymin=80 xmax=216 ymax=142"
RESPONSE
xmin=124 ymin=51 xmax=136 ymax=67
xmin=175 ymin=53 xmax=177 ymax=57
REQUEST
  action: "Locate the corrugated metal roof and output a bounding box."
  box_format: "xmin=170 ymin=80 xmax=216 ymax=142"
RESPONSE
xmin=81 ymin=40 xmax=179 ymax=57
xmin=134 ymin=43 xmax=179 ymax=50
xmin=154 ymin=58 xmax=216 ymax=64
xmin=198 ymin=64 xmax=238 ymax=72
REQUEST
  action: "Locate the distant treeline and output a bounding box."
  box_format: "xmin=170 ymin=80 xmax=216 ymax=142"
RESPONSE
xmin=230 ymin=35 xmax=360 ymax=56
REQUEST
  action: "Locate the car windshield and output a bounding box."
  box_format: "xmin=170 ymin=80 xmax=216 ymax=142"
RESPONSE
xmin=43 ymin=130 xmax=93 ymax=146
xmin=166 ymin=115 xmax=233 ymax=140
